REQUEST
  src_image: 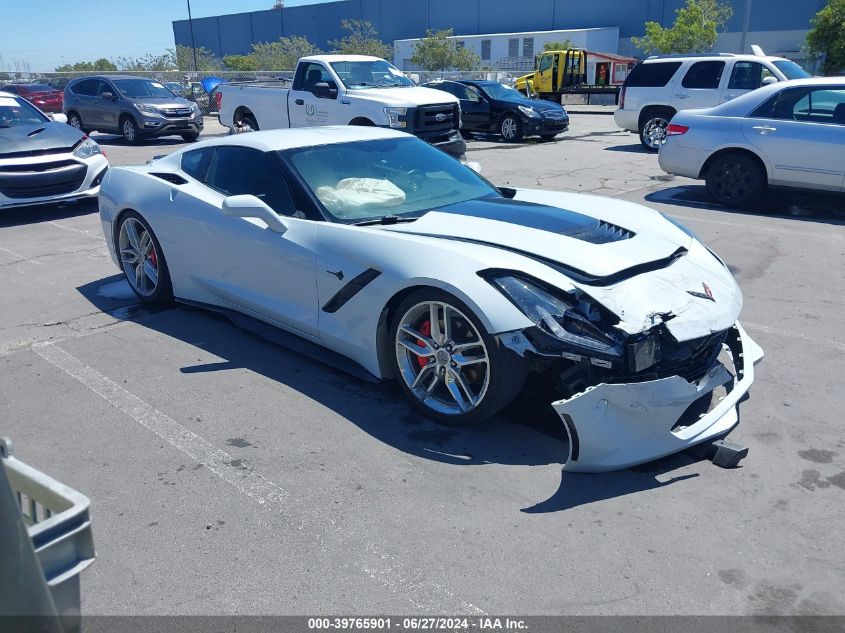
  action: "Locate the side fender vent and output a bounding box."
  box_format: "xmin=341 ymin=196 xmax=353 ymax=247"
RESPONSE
xmin=149 ymin=172 xmax=188 ymax=185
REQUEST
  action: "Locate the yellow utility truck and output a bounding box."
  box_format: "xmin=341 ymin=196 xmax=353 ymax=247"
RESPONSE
xmin=514 ymin=49 xmax=587 ymax=101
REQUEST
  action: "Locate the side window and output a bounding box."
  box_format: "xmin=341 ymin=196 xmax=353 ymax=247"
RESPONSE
xmin=681 ymin=61 xmax=725 ymax=89
xmin=728 ymin=61 xmax=766 ymax=90
xmin=180 ymin=148 xmax=214 ymax=182
xmin=623 ymin=62 xmax=682 ymax=88
xmin=538 ymin=55 xmax=552 ymax=72
xmin=96 ymin=80 xmax=113 ymax=97
xmin=750 ymin=87 xmax=845 ymax=124
xmin=71 ymin=79 xmax=97 ymax=96
xmin=206 ymin=147 xmax=296 ymax=216
xmin=295 ymin=62 xmax=331 ymax=92
xmin=464 ymin=87 xmax=482 ymax=103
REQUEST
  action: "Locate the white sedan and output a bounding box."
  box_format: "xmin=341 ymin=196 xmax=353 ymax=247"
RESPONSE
xmin=659 ymin=77 xmax=845 ymax=205
xmin=0 ymin=91 xmax=108 ymax=210
xmin=99 ymin=126 xmax=763 ymax=472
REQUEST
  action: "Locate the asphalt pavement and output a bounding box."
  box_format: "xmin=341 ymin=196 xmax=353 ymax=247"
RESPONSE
xmin=1 ymin=114 xmax=843 ymax=616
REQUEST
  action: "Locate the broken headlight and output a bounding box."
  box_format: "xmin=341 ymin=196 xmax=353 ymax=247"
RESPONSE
xmin=488 ymin=275 xmax=624 ymax=361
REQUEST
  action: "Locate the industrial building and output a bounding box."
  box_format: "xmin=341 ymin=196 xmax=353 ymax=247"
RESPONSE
xmin=172 ymin=0 xmax=825 ymax=68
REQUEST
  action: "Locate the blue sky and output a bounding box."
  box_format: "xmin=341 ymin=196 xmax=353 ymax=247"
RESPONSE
xmin=0 ymin=0 xmax=327 ymax=72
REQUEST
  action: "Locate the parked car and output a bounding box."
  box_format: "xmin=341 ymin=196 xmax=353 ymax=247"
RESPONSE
xmin=659 ymin=77 xmax=845 ymax=206
xmin=165 ymin=82 xmax=187 ymax=97
xmin=98 ymin=126 xmax=763 ymax=472
xmin=0 ymin=83 xmax=64 ymax=113
xmin=614 ymin=52 xmax=811 ymax=150
xmin=216 ymin=55 xmax=465 ymax=156
xmin=63 ymin=75 xmax=203 ymax=144
xmin=0 ymin=90 xmax=108 ymax=210
xmin=423 ymin=79 xmax=569 ymax=141
xmin=47 ymin=77 xmax=71 ymax=91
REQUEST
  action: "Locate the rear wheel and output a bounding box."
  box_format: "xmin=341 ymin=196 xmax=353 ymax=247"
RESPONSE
xmin=117 ymin=212 xmax=173 ymax=303
xmin=390 ymin=289 xmax=526 ymax=424
xmin=638 ymin=108 xmax=674 ymax=151
xmin=234 ymin=111 xmax=258 ymax=132
xmin=705 ymin=153 xmax=765 ymax=206
xmin=67 ymin=111 xmax=83 ymax=131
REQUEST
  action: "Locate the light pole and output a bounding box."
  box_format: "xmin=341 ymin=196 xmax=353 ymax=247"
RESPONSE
xmin=186 ymin=0 xmax=199 ymax=71
xmin=739 ymin=0 xmax=752 ymax=54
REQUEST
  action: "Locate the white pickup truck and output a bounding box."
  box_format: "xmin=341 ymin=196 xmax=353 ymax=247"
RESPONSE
xmin=217 ymin=55 xmax=466 ymax=156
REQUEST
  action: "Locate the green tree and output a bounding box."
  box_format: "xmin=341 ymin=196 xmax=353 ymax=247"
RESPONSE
xmin=807 ymin=0 xmax=845 ymax=75
xmin=411 ymin=29 xmax=480 ymax=71
xmin=55 ymin=58 xmax=117 ymax=72
xmin=224 ymin=54 xmax=258 ymax=71
xmin=543 ymin=39 xmax=575 ymax=52
xmin=329 ymin=19 xmax=393 ymax=58
xmin=175 ymin=46 xmax=222 ymax=71
xmin=632 ymin=0 xmax=733 ymax=55
xmin=249 ymin=36 xmax=321 ymax=70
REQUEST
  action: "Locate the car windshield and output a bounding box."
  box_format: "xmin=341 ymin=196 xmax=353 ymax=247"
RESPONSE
xmin=478 ymin=82 xmax=523 ymax=100
xmin=773 ymin=60 xmax=811 ymax=80
xmin=113 ymin=79 xmax=175 ymax=98
xmin=330 ymin=60 xmax=414 ymax=89
xmin=0 ymin=95 xmax=47 ymax=128
xmin=286 ymin=137 xmax=498 ymax=223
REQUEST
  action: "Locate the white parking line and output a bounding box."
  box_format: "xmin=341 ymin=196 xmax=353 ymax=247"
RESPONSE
xmin=0 ymin=245 xmax=45 ymax=266
xmin=31 ymin=341 xmax=486 ymax=614
xmin=48 ymin=221 xmax=106 ymax=241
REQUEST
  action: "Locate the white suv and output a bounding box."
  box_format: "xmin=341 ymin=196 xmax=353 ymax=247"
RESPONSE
xmin=614 ymin=52 xmax=811 ymax=150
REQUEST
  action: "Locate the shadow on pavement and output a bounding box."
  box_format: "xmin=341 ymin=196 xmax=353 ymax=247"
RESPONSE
xmin=647 ymin=185 xmax=845 ymax=225
xmin=603 ymin=143 xmax=652 ymax=154
xmin=0 ymin=198 xmax=98 ymax=229
xmin=76 ymin=274 xmax=707 ymax=511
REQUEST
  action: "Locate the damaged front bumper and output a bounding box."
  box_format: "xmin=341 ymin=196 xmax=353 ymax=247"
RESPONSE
xmin=553 ymin=322 xmax=763 ymax=473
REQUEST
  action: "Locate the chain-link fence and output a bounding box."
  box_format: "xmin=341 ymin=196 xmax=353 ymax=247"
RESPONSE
xmin=5 ymin=69 xmax=522 ymax=115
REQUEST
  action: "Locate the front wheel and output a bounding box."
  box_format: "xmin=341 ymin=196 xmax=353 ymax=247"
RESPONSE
xmin=499 ymin=114 xmax=524 ymax=142
xmin=117 ymin=212 xmax=173 ymax=302
xmin=390 ymin=289 xmax=526 ymax=424
xmin=705 ymin=153 xmax=765 ymax=206
xmin=121 ymin=117 xmax=141 ymax=145
xmin=180 ymin=131 xmax=200 ymax=142
xmin=67 ymin=111 xmax=83 ymax=131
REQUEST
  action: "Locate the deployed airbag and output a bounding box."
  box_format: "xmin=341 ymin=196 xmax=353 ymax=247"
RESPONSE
xmin=316 ymin=178 xmax=405 ymax=214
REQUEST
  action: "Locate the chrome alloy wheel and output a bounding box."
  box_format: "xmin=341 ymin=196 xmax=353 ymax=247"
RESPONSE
xmin=501 ymin=116 xmax=518 ymax=140
xmin=642 ymin=117 xmax=669 ymax=149
xmin=118 ymin=217 xmax=159 ymax=297
xmin=395 ymin=301 xmax=490 ymax=415
xmin=123 ymin=119 xmax=136 ymax=143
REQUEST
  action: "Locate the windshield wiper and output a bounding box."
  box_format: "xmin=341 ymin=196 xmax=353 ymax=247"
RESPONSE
xmin=354 ymin=215 xmax=418 ymax=226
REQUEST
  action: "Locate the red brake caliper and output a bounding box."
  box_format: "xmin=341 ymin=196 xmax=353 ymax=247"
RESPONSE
xmin=149 ymin=246 xmax=158 ymax=269
xmin=417 ymin=320 xmax=431 ymax=369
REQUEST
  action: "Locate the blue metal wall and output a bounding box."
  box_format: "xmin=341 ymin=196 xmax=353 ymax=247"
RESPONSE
xmin=172 ymin=0 xmax=825 ymax=59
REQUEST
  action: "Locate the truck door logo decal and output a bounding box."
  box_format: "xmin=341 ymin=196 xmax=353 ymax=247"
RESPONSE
xmin=305 ymin=103 xmax=316 ymax=117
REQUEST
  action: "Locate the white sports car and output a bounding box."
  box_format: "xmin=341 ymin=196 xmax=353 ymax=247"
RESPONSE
xmin=98 ymin=126 xmax=763 ymax=472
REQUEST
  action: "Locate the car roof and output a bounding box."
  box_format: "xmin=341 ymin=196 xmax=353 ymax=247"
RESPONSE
xmin=179 ymin=126 xmax=410 ymax=153
xmin=0 ymin=90 xmax=18 ymax=98
xmin=300 ymin=55 xmax=385 ymax=63
xmin=694 ymin=76 xmax=845 ymax=117
xmin=643 ymin=54 xmax=789 ymax=63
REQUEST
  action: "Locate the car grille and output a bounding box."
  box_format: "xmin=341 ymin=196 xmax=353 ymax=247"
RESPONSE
xmin=0 ymin=160 xmax=87 ymax=199
xmin=416 ymin=104 xmax=458 ymax=132
xmin=542 ymin=110 xmax=566 ymax=120
xmin=160 ymin=108 xmax=192 ymax=118
xmin=623 ymin=329 xmax=728 ymax=384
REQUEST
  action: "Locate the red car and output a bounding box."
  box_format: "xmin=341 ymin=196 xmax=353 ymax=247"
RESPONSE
xmin=0 ymin=83 xmax=64 ymax=113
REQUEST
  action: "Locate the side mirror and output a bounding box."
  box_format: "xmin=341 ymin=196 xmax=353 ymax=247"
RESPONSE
xmin=100 ymin=91 xmax=114 ymax=100
xmin=222 ymin=195 xmax=288 ymax=233
xmin=312 ymin=82 xmax=338 ymax=99
xmin=762 ymin=76 xmax=778 ymax=86
xmin=51 ymin=113 xmax=68 ymax=124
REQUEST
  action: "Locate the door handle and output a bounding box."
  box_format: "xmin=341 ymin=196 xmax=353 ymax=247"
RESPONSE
xmin=295 ymin=99 xmax=304 ymax=105
xmin=675 ymin=93 xmax=689 ymax=99
xmin=752 ymin=125 xmax=777 ymax=134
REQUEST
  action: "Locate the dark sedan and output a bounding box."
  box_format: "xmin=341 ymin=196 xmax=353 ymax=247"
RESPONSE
xmin=422 ymin=79 xmax=569 ymax=142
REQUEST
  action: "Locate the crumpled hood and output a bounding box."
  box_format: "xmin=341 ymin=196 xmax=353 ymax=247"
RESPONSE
xmin=345 ymin=86 xmax=459 ymax=108
xmin=385 ymin=188 xmax=742 ymax=340
xmin=0 ymin=121 xmax=83 ymax=156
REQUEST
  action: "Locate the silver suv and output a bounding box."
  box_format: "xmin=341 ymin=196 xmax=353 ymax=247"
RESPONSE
xmin=63 ymin=75 xmax=204 ymax=144
xmin=614 ymin=53 xmax=810 ymax=150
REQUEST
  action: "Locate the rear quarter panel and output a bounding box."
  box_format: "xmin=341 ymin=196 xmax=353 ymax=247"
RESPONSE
xmin=218 ymin=84 xmax=291 ymax=130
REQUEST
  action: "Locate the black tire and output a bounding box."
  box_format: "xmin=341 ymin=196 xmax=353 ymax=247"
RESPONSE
xmin=389 ymin=288 xmax=527 ymax=425
xmin=499 ymin=113 xmax=524 ymax=142
xmin=180 ymin=131 xmax=200 ymax=142
xmin=115 ymin=211 xmax=173 ymax=303
xmin=540 ymin=133 xmax=559 ymax=141
xmin=705 ymin=153 xmax=765 ymax=206
xmin=638 ymin=107 xmax=674 ymax=152
xmin=67 ymin=111 xmax=83 ymax=131
xmin=120 ymin=116 xmax=141 ymax=145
